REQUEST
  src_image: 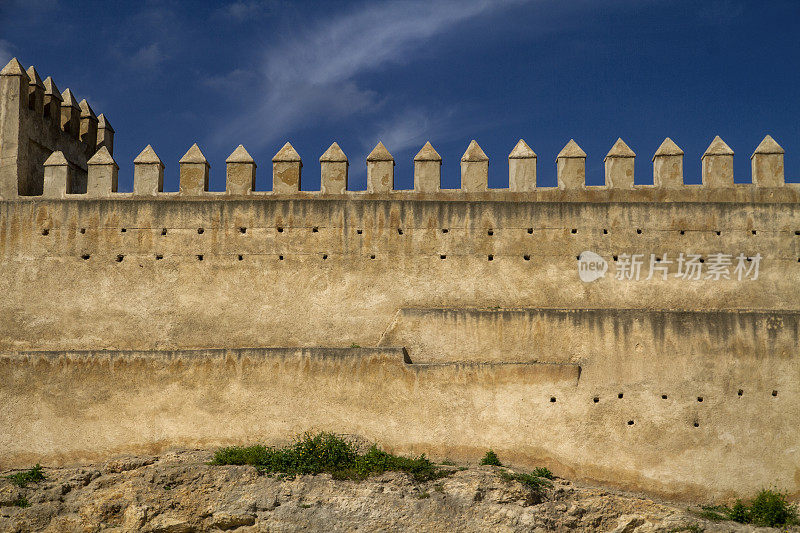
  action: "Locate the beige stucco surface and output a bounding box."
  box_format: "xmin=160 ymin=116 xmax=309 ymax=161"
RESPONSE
xmin=0 ymin=193 xmax=799 ymax=501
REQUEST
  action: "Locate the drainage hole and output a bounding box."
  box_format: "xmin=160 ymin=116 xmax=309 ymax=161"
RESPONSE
xmin=627 ymin=420 xmax=634 ymax=426
xmin=679 ymin=230 xmax=685 ymax=235
xmin=636 ymin=228 xmax=642 ymax=234
xmin=116 ymin=254 xmax=124 ymax=262
xmin=397 ymin=228 xmax=403 ymax=235
xmin=772 ymin=390 xmax=778 ymax=397
xmin=442 ymin=228 xmax=449 ymax=234
xmin=155 ymin=254 xmax=163 ymax=260
xmin=440 ymin=255 xmax=446 ymax=259
xmin=196 ymin=254 xmax=204 ymax=261
xmin=751 ymin=230 xmax=757 ymax=235
xmin=697 ymin=396 xmax=703 ymax=402
xmin=693 ymin=421 xmax=699 ymax=428
xmin=41 ymin=229 xmax=49 ymax=236
xmin=550 ymin=397 xmax=556 ymax=403
xmin=571 ymin=228 xmax=577 ymax=234
xmin=277 ymin=227 xmax=283 ymax=233
xmin=593 ymin=397 xmax=599 ymax=403
xmin=312 ymin=226 xmax=319 ymax=232
xmin=524 ymin=255 xmax=530 ymax=261
xmin=488 ymin=229 xmax=494 ymax=236
xmin=357 ymin=229 xmax=363 ymax=235
xmin=661 ymin=394 xmax=668 ymax=399
xmin=161 ymin=228 xmax=167 ymax=236
xmin=197 ymin=227 xmax=204 ymax=234
xmin=121 ymin=228 xmax=127 ymax=233
xmin=603 ymin=229 xmax=608 ymax=234
xmin=237 ymin=255 xmax=243 ymax=261
xmin=370 ymin=254 xmax=376 ymax=260
xmin=80 ymin=228 xmax=86 ymax=234
xmin=487 ymin=255 xmax=494 ymax=261
xmin=279 ymin=255 xmax=284 ymax=260
xmin=715 ymin=230 xmax=721 ymax=236
xmin=239 ymin=227 xmax=247 ymax=234
xmin=527 ymin=228 xmax=533 ymax=234
xmin=81 ymin=254 xmax=90 ymax=260
xmin=618 ymin=393 xmax=624 ymax=399
xmin=737 ymin=389 xmax=743 ymax=396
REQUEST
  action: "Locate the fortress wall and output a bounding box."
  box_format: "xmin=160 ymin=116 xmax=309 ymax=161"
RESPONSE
xmin=0 ymin=346 xmax=796 ymax=501
xmin=1 ymin=197 xmax=800 ymax=351
xmin=0 ymin=59 xmax=112 ymax=198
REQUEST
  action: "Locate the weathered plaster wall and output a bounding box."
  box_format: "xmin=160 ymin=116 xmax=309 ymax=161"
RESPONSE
xmin=0 ymin=343 xmax=795 ymax=502
xmin=1 ymin=197 xmax=799 ymax=351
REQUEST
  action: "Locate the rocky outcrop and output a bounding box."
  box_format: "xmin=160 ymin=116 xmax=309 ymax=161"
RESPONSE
xmin=0 ymin=450 xmax=791 ymax=532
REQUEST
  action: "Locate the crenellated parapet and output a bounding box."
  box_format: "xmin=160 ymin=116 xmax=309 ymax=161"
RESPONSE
xmin=35 ymin=134 xmax=795 ymax=202
xmin=0 ymin=58 xmax=113 ymax=198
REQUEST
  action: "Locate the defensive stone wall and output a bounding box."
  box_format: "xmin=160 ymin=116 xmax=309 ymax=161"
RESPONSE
xmin=0 ymin=58 xmax=113 ymax=198
xmin=0 ymin=57 xmax=798 ymax=502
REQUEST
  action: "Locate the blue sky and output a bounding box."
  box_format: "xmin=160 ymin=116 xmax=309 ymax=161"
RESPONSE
xmin=1 ymin=0 xmax=799 ymax=191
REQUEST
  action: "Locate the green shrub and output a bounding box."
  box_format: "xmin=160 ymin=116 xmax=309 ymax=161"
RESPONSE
xmin=531 ymin=466 xmax=554 ymax=480
xmin=498 ymin=470 xmax=553 ymax=494
xmin=749 ymin=489 xmax=797 ymax=527
xmin=480 ymin=450 xmax=502 ymax=466
xmin=697 ymin=489 xmax=797 ymax=527
xmin=211 ymin=432 xmax=449 ymax=483
xmin=5 ymin=464 xmax=45 ymax=487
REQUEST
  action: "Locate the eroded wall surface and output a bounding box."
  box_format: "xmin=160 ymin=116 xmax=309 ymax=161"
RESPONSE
xmin=0 ymin=195 xmax=798 ymax=501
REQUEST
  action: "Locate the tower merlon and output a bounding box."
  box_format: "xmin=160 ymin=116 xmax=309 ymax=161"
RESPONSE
xmin=226 ymin=144 xmax=256 ymax=195
xmin=178 ymin=143 xmax=210 ymax=195
xmin=508 ymin=139 xmax=537 ymax=192
xmin=320 ymin=142 xmax=348 ymax=194
xmin=414 ymin=141 xmax=441 ymax=193
xmin=461 ymin=140 xmax=488 ymax=192
xmin=272 ymin=142 xmax=302 ymax=193
xmin=701 ymin=136 xmax=734 ymax=188
xmin=133 ymin=145 xmax=164 ymax=195
xmin=604 ymin=138 xmax=636 ymax=189
xmin=751 ymin=135 xmax=784 ymax=187
xmin=366 ymin=142 xmax=394 ymax=193
xmin=556 ymin=139 xmax=586 ymax=189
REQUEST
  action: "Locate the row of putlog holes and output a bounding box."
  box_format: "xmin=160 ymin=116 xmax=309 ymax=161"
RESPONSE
xmin=546 ymin=389 xmax=779 ymax=427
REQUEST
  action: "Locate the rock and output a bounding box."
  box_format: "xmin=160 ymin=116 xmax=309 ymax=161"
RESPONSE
xmin=104 ymin=455 xmax=156 ymax=473
xmin=208 ymin=511 xmax=256 ymax=530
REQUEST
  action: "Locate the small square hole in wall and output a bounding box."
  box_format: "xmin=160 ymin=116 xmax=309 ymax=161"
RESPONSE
xmin=693 ymin=421 xmax=699 ymax=428
xmin=279 ymin=255 xmax=284 ymax=260
xmin=527 ymin=228 xmax=533 ymax=234
xmin=357 ymin=229 xmax=363 ymax=235
xmin=155 ymin=254 xmax=163 ymax=260
xmin=524 ymin=255 xmax=531 ymax=261
xmin=715 ymin=231 xmax=721 ymax=236
xmin=322 ymin=254 xmax=328 ymax=260
xmin=442 ymin=228 xmax=449 ymax=234
xmin=487 ymin=254 xmax=494 ymax=261
xmin=679 ymin=230 xmax=685 ymax=235
xmin=237 ymin=255 xmax=243 ymax=261
xmin=795 ymin=231 xmax=799 ymax=236
xmin=370 ymin=254 xmax=376 ymax=260
xmin=772 ymin=390 xmax=778 ymax=397
xmin=80 ymin=228 xmax=86 ymax=234
xmin=618 ymin=392 xmax=623 ymax=399
xmin=636 ymin=229 xmax=642 ymax=234
xmin=613 ymin=255 xmax=618 ymax=261
xmin=737 ymin=389 xmax=743 ymax=396
xmin=161 ymin=228 xmax=167 ymax=236
xmin=697 ymin=396 xmax=703 ymax=402
xmin=197 ymin=254 xmax=204 ymax=261
xmin=571 ymin=228 xmax=577 ymax=234
xmin=699 ymin=258 xmax=705 ymax=263
xmin=440 ymin=254 xmax=446 ymax=259
xmin=603 ymin=229 xmax=608 ymax=235
xmin=121 ymin=228 xmax=127 ymax=233
xmin=41 ymin=229 xmax=49 ymax=236
xmin=593 ymin=397 xmax=599 ymax=403
xmin=488 ymin=229 xmax=494 ymax=236
xmin=81 ymin=253 xmax=90 ymax=260
xmin=550 ymin=397 xmax=556 ymax=402
xmin=398 ymin=228 xmax=404 ymax=235
xmin=239 ymin=227 xmax=247 ymax=234
xmin=312 ymin=226 xmax=319 ymax=233
xmin=661 ymin=394 xmax=668 ymax=399
xmin=277 ymin=227 xmax=283 ymax=233
xmin=627 ymin=420 xmax=634 ymax=426
xmin=197 ymin=228 xmax=204 ymax=234
xmin=751 ymin=230 xmax=757 ymax=235
xmin=116 ymin=254 xmax=124 ymax=262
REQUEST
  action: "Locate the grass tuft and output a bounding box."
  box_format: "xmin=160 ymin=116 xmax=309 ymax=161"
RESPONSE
xmin=697 ymin=489 xmax=797 ymax=528
xmin=211 ymin=432 xmax=449 ymax=483
xmin=498 ymin=469 xmax=553 ymax=495
xmin=5 ymin=464 xmax=45 ymax=487
xmin=480 ymin=450 xmax=502 ymax=466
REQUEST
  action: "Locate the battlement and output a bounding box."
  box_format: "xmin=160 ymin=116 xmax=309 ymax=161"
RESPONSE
xmin=0 ymin=58 xmax=113 ymax=198
xmin=28 ymin=136 xmax=798 ymax=203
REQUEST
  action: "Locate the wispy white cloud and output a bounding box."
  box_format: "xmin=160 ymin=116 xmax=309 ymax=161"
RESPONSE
xmin=129 ymin=43 xmax=166 ymax=71
xmin=214 ymin=0 xmax=530 ymax=150
xmin=0 ymin=40 xmax=13 ymax=66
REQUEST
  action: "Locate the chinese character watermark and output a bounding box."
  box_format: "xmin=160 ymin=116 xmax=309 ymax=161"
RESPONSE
xmin=577 ymin=251 xmax=761 ymax=282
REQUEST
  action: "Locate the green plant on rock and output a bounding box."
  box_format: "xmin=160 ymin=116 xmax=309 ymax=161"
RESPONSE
xmin=480 ymin=450 xmax=502 ymax=466
xmin=697 ymin=489 xmax=797 ymax=528
xmin=5 ymin=464 xmax=45 ymax=487
xmin=12 ymin=496 xmax=30 ymax=508
xmin=498 ymin=469 xmax=553 ymax=495
xmin=211 ymin=431 xmax=450 ymax=483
